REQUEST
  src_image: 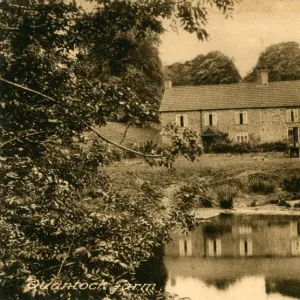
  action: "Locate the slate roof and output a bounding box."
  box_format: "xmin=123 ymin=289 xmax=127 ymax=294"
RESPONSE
xmin=159 ymin=81 xmax=300 ymax=112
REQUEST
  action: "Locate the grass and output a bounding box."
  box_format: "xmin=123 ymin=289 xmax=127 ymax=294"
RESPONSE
xmin=97 ymin=122 xmax=161 ymax=146
xmin=104 ymin=153 xmax=300 ymax=208
xmin=215 ymin=185 xmax=237 ymax=209
xmin=248 ymin=177 xmax=276 ymax=194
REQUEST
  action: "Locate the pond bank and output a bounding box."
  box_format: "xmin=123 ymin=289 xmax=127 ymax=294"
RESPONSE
xmin=194 ymin=206 xmax=300 ymax=219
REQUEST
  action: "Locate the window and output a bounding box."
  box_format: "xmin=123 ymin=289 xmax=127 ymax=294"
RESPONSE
xmin=176 ymin=114 xmax=188 ymax=127
xmin=287 ymin=109 xmax=299 ymax=123
xmin=240 ymin=239 xmax=252 ymax=256
xmin=204 ymin=112 xmax=217 ymax=126
xmin=208 ymin=238 xmax=221 ymax=257
xmin=288 ymin=127 xmax=299 ymax=144
xmin=179 ymin=239 xmax=192 ymax=256
xmin=239 ymin=225 xmax=252 ymax=234
xmin=292 ymin=239 xmax=300 ymax=256
xmin=235 ymin=111 xmax=248 ymax=125
xmin=236 ymin=132 xmax=248 ymax=143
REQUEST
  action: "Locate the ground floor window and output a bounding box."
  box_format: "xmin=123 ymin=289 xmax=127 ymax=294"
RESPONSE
xmin=288 ymin=127 xmax=299 ymax=145
xmin=236 ymin=132 xmax=248 ymax=143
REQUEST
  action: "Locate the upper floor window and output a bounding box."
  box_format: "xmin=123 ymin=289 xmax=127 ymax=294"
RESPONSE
xmin=204 ymin=112 xmax=217 ymax=126
xmin=235 ymin=111 xmax=248 ymax=125
xmin=287 ymin=109 xmax=299 ymax=123
xmin=176 ymin=114 xmax=188 ymax=127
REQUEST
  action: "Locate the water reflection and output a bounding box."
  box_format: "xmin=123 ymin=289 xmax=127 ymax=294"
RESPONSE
xmin=164 ymin=214 xmax=300 ymax=300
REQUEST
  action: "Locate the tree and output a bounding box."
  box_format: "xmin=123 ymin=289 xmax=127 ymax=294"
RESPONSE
xmin=244 ymin=42 xmax=300 ymax=82
xmin=0 ymin=0 xmax=236 ymax=298
xmin=164 ymin=51 xmax=241 ymax=85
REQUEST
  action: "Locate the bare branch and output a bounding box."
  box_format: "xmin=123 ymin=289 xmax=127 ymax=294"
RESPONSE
xmin=120 ymin=123 xmax=131 ymax=144
xmin=0 ymin=131 xmax=45 ymax=149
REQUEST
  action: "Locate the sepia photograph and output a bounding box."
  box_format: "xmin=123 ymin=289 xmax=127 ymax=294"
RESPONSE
xmin=1 ymin=0 xmax=300 ymax=299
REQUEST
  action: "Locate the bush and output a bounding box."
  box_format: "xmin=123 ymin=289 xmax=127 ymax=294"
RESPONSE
xmin=248 ymin=177 xmax=275 ymax=194
xmin=210 ymin=141 xmax=253 ymax=154
xmin=216 ymin=185 xmax=237 ymax=209
xmin=283 ymin=176 xmax=300 ymax=193
xmin=210 ymin=140 xmax=288 ymax=154
xmin=176 ymin=180 xmax=213 ymax=210
xmin=258 ymin=142 xmax=288 ymax=152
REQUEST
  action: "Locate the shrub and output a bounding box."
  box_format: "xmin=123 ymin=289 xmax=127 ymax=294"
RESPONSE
xmin=210 ymin=141 xmax=254 ymax=154
xmin=282 ymin=176 xmax=300 ymax=193
xmin=258 ymin=142 xmax=288 ymax=152
xmin=269 ymin=199 xmax=279 ymax=205
xmin=279 ymin=200 xmax=287 ymax=206
xmin=248 ymin=177 xmax=275 ymax=194
xmin=176 ymin=180 xmax=213 ymax=210
xmin=216 ymin=185 xmax=237 ymax=209
xmin=210 ymin=139 xmax=288 ymax=154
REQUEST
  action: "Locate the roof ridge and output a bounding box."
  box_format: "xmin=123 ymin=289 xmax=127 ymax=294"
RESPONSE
xmin=167 ymin=79 xmax=300 ymax=89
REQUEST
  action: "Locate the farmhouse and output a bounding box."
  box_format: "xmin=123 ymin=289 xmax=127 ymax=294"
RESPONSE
xmin=159 ymin=71 xmax=300 ymax=150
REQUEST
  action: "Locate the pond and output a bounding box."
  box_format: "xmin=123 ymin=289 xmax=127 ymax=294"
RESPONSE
xmin=163 ymin=214 xmax=300 ymax=300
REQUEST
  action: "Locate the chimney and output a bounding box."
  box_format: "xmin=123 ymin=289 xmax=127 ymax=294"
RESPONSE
xmin=164 ymin=80 xmax=172 ymax=90
xmin=257 ymin=67 xmax=269 ymax=86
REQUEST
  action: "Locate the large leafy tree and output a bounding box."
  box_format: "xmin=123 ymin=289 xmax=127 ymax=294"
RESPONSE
xmin=244 ymin=42 xmax=300 ymax=82
xmin=164 ymin=51 xmax=241 ymax=85
xmin=0 ymin=0 xmax=236 ymax=298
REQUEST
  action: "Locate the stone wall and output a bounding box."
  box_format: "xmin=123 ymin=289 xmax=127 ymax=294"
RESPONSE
xmin=160 ymin=111 xmax=201 ymax=144
xmin=261 ymin=108 xmax=300 ymax=143
xmin=160 ymin=107 xmax=300 ymax=144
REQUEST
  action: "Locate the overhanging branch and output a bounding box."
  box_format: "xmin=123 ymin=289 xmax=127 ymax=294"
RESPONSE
xmin=0 ymin=77 xmax=161 ymax=159
xmin=0 ymin=131 xmax=45 ymax=149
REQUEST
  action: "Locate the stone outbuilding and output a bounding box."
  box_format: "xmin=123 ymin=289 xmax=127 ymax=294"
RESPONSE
xmin=159 ymin=72 xmax=300 ymax=149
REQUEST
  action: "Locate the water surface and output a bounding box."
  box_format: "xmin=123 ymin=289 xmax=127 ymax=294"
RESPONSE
xmin=164 ymin=214 xmax=300 ymax=300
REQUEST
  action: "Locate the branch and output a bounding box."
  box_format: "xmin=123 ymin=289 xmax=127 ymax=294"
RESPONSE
xmin=0 ymin=23 xmax=47 ymax=32
xmin=0 ymin=77 xmax=161 ymax=159
xmin=0 ymin=77 xmax=56 ymax=103
xmin=74 ymin=114 xmax=161 ymax=159
xmin=120 ymin=123 xmax=131 ymax=144
xmin=0 ymin=131 xmax=45 ymax=149
xmin=0 ymin=23 xmax=19 ymax=31
xmin=57 ymin=242 xmax=73 ymax=277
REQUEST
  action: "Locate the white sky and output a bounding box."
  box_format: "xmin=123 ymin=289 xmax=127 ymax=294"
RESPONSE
xmin=160 ymin=0 xmax=300 ymax=76
xmin=77 ymin=0 xmax=300 ymax=77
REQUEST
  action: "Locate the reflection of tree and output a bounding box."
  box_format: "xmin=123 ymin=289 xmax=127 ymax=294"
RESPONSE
xmin=136 ymin=245 xmax=168 ymax=292
xmin=204 ymin=278 xmax=237 ymax=290
xmin=265 ymin=279 xmax=300 ymax=299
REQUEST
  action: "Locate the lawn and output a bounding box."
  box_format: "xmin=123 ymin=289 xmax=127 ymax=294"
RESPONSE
xmin=105 ymin=153 xmax=300 ymax=209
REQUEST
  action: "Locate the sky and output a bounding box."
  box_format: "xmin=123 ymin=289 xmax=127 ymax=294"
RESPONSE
xmin=160 ymin=0 xmax=300 ymax=76
xmin=76 ymin=0 xmax=300 ymax=77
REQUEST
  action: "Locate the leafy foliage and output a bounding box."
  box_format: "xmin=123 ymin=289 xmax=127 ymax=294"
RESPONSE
xmin=216 ymin=185 xmax=237 ymax=208
xmin=244 ymin=42 xmax=300 ymax=82
xmin=176 ymin=180 xmax=213 ymax=210
xmin=164 ymin=51 xmax=241 ymax=86
xmin=0 ymin=0 xmax=236 ymax=298
xmin=248 ymin=175 xmax=275 ymax=195
xmin=209 ymin=139 xmax=288 ymax=154
xmin=282 ymin=176 xmax=300 ymax=193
